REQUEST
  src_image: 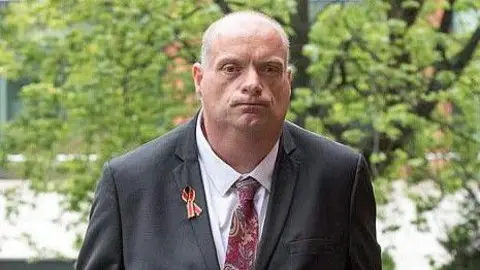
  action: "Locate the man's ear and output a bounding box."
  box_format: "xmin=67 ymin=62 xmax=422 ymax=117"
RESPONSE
xmin=192 ymin=63 xmax=203 ymax=97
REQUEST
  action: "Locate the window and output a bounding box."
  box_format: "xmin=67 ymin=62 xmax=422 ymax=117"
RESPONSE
xmin=0 ymin=78 xmax=23 ymax=124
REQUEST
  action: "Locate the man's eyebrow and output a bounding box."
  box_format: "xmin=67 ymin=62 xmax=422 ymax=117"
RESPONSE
xmin=259 ymin=59 xmax=285 ymax=69
xmin=213 ymin=56 xmax=286 ymax=69
xmin=262 ymin=59 xmax=284 ymax=65
xmin=215 ymin=57 xmax=242 ymax=67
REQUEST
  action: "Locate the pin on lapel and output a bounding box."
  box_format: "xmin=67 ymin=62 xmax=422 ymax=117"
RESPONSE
xmin=181 ymin=186 xmax=202 ymax=219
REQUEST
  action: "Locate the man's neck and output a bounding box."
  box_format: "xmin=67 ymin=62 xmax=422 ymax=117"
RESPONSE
xmin=201 ymin=120 xmax=280 ymax=174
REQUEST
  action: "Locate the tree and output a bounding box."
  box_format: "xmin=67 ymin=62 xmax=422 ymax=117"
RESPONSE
xmin=0 ymin=0 xmax=219 ymax=248
xmin=292 ymin=1 xmax=480 ymax=268
xmin=0 ymin=0 xmax=479 ymax=268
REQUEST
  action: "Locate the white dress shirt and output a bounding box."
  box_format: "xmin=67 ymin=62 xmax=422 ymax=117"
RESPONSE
xmin=195 ymin=114 xmax=279 ymax=268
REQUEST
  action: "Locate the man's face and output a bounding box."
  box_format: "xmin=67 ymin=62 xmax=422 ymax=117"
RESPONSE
xmin=193 ymin=25 xmax=292 ymax=133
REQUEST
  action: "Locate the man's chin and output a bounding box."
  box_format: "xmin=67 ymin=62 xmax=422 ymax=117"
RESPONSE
xmin=233 ymin=116 xmax=270 ymax=131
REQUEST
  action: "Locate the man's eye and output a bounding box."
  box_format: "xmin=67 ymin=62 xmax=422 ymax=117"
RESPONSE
xmin=222 ymin=65 xmax=240 ymax=73
xmin=262 ymin=65 xmax=281 ymax=74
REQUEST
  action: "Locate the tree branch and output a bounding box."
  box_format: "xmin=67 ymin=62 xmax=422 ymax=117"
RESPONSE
xmin=387 ymin=0 xmax=402 ymax=20
xmin=436 ymin=43 xmax=449 ymax=69
xmin=439 ymin=0 xmax=455 ymax=33
xmin=213 ymin=0 xmax=232 ymax=14
xmin=181 ymin=6 xmax=203 ymax=20
xmin=426 ymin=0 xmax=455 ymax=75
xmin=168 ymin=28 xmax=198 ymax=63
xmin=415 ymin=25 xmax=480 ymax=117
xmin=290 ymin=0 xmax=310 ymax=90
xmin=346 ymin=79 xmax=369 ymax=98
xmin=430 ymin=24 xmax=480 ymax=87
xmin=323 ymin=39 xmax=353 ymax=89
xmin=352 ymin=36 xmax=382 ymax=62
xmin=419 ymin=113 xmax=480 ymax=145
xmin=404 ymin=0 xmax=425 ymax=27
xmin=227 ymin=0 xmax=246 ymax=7
xmin=450 ymin=25 xmax=480 ymax=75
xmin=339 ymin=58 xmax=347 ymax=86
xmin=291 ymin=0 xmax=311 ymax=127
xmin=463 ymin=184 xmax=480 ymax=209
xmin=323 ymin=59 xmax=337 ymax=88
xmin=387 ymin=0 xmax=425 ymax=28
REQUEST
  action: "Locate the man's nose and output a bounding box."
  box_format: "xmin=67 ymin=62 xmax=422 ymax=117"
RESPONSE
xmin=241 ymin=67 xmax=262 ymax=96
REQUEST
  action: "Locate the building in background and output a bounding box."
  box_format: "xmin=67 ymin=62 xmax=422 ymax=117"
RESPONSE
xmin=0 ymin=79 xmax=22 ymax=125
xmin=0 ymin=0 xmax=22 ymax=126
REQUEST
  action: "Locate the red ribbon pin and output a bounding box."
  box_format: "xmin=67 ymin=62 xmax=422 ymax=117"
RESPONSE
xmin=181 ymin=186 xmax=202 ymax=219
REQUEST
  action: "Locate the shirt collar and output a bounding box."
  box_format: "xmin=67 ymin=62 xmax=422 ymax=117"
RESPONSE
xmin=196 ymin=111 xmax=279 ymax=196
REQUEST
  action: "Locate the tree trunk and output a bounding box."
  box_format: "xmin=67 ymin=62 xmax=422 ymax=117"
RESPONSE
xmin=290 ymin=0 xmax=311 ymax=126
xmin=290 ymin=0 xmax=310 ymax=92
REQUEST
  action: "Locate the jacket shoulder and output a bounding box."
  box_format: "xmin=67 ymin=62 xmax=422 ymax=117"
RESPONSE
xmin=108 ymin=123 xmax=188 ymax=174
xmin=284 ymin=121 xmax=360 ymax=161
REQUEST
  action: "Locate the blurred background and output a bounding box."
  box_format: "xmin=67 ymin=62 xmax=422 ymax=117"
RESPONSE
xmin=0 ymin=0 xmax=479 ymax=269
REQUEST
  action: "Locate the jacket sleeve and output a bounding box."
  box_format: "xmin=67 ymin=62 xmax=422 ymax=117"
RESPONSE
xmin=76 ymin=162 xmax=124 ymax=270
xmin=348 ymin=154 xmax=382 ymax=270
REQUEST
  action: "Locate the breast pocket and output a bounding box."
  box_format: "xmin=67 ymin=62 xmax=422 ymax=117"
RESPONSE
xmin=288 ymin=238 xmax=345 ymax=270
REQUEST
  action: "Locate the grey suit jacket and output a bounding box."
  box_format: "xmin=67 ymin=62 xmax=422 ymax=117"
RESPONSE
xmin=76 ymin=116 xmax=382 ymax=270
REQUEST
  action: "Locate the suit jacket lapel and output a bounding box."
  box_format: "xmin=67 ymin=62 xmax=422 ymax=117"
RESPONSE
xmin=173 ymin=115 xmax=220 ymax=270
xmin=255 ymin=124 xmax=300 ymax=270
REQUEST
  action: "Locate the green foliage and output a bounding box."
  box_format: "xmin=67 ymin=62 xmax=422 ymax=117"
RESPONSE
xmin=296 ymin=0 xmax=480 ymax=268
xmin=382 ymin=248 xmax=397 ymax=270
xmin=0 ymin=0 xmax=217 ymax=230
xmin=1 ymin=0 xmax=479 ymax=268
xmin=300 ymin=0 xmax=479 ymax=196
xmin=438 ymin=188 xmax=480 ymax=270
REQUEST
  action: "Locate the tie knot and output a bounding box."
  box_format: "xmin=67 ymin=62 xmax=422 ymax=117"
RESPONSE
xmin=235 ymin=177 xmax=261 ymax=201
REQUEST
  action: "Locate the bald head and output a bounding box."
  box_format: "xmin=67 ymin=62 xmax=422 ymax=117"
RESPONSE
xmin=200 ymin=11 xmax=290 ymax=66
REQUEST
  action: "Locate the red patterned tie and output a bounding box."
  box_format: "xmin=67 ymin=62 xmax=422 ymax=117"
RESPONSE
xmin=224 ymin=177 xmax=261 ymax=270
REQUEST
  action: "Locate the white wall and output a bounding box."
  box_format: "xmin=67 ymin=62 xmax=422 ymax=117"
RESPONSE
xmin=0 ymin=180 xmax=81 ymax=259
xmin=377 ymin=181 xmax=464 ymax=269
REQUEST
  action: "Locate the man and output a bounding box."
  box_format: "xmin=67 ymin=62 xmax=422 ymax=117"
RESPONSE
xmin=77 ymin=11 xmax=381 ymax=270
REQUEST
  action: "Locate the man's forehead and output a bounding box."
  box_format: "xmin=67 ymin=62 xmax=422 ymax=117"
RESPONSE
xmin=214 ymin=14 xmax=273 ymax=31
xmin=212 ymin=19 xmax=280 ymax=40
xmin=209 ymin=28 xmax=286 ymax=59
xmin=201 ymin=13 xmax=290 ymax=66
xmin=210 ymin=43 xmax=286 ymax=67
xmin=213 ymin=30 xmax=283 ymax=48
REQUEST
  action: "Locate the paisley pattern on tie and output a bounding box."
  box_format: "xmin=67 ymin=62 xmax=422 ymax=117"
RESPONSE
xmin=224 ymin=177 xmax=261 ymax=270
